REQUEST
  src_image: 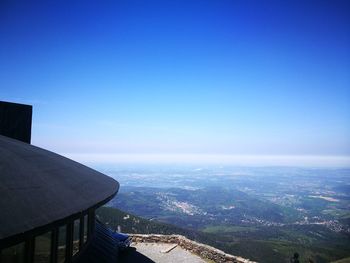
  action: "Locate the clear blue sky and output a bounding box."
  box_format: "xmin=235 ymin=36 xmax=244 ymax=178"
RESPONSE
xmin=1 ymin=1 xmax=349 ymax=165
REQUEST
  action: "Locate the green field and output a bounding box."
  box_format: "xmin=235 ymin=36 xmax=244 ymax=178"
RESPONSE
xmin=203 ymin=225 xmax=257 ymax=233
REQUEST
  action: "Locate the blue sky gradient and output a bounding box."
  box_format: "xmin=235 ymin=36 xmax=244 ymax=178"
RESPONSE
xmin=1 ymin=0 xmax=349 ymax=165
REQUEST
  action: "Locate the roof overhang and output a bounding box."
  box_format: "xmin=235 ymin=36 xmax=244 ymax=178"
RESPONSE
xmin=0 ymin=135 xmax=119 ymax=244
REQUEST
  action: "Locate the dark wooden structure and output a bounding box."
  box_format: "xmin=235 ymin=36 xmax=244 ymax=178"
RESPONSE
xmin=0 ymin=102 xmax=120 ymax=263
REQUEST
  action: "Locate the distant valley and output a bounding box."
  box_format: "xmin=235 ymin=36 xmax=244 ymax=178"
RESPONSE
xmin=98 ymin=166 xmax=350 ymax=263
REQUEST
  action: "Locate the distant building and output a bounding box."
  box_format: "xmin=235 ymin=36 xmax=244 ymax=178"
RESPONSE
xmin=0 ymin=101 xmax=120 ymax=263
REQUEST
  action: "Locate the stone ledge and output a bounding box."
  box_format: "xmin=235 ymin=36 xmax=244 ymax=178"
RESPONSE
xmin=130 ymin=234 xmax=257 ymax=263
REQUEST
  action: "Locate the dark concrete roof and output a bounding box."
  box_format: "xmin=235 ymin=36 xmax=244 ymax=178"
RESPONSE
xmin=0 ymin=135 xmax=119 ymax=240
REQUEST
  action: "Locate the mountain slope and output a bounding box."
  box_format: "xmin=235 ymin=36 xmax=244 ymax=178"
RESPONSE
xmin=97 ymin=206 xmax=350 ymax=263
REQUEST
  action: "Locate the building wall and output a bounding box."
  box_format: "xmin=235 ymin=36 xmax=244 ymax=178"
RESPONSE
xmin=0 ymin=101 xmax=32 ymax=144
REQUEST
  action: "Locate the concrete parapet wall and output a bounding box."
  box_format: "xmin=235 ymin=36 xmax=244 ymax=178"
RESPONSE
xmin=130 ymin=234 xmax=257 ymax=263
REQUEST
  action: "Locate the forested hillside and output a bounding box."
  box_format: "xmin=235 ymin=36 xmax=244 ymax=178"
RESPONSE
xmin=97 ymin=206 xmax=350 ymax=263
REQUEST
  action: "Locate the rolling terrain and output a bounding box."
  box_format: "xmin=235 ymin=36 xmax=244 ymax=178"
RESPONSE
xmin=96 ymin=166 xmax=350 ymax=263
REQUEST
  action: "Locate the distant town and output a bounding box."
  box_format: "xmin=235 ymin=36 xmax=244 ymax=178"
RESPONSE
xmin=98 ymin=165 xmax=350 ymax=263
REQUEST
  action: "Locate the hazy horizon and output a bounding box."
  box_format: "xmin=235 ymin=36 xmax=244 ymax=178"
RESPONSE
xmin=64 ymin=153 xmax=350 ymax=168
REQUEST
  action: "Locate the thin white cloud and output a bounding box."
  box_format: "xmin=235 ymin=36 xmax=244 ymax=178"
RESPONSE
xmin=61 ymin=153 xmax=350 ymax=168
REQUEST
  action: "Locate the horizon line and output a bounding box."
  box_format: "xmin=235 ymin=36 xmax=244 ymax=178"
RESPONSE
xmin=62 ymin=153 xmax=350 ymax=168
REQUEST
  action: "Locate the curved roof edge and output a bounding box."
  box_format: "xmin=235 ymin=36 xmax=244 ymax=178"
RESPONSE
xmin=0 ymin=135 xmax=119 ymax=243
